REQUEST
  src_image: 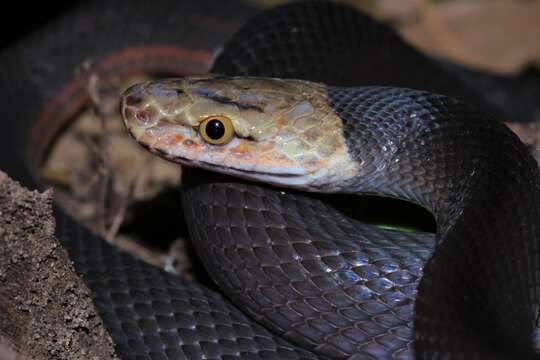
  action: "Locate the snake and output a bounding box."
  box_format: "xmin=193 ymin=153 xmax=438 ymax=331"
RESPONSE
xmin=2 ymin=0 xmax=540 ymax=359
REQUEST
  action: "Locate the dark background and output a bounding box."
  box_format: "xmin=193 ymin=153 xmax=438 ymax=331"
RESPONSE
xmin=0 ymin=2 xmax=82 ymax=49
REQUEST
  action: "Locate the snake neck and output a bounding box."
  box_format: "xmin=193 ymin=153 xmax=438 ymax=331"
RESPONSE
xmin=329 ymin=86 xmax=533 ymax=226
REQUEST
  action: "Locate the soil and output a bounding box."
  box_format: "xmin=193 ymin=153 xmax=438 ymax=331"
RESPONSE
xmin=0 ymin=171 xmax=117 ymax=360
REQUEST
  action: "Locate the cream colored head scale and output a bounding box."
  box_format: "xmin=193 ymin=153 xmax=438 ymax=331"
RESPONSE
xmin=121 ymin=75 xmax=358 ymax=192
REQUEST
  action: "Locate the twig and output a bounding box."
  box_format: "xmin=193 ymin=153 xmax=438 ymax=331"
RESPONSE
xmin=104 ymin=173 xmax=136 ymax=243
xmin=77 ymin=60 xmax=120 ymax=240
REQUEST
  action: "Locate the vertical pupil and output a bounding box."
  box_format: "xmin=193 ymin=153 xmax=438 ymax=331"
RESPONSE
xmin=206 ymin=119 xmax=225 ymax=139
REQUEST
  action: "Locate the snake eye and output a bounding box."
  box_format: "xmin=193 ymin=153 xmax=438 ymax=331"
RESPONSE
xmin=199 ymin=115 xmax=234 ymax=145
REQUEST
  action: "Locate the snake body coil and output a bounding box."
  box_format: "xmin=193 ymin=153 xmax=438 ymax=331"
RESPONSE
xmin=1 ymin=0 xmax=540 ymax=359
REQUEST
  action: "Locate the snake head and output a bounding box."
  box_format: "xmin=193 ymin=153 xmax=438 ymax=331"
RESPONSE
xmin=120 ymin=75 xmax=358 ymax=191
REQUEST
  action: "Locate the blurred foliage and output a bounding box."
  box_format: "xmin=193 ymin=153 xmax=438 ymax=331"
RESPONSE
xmin=243 ymin=0 xmax=540 ymax=74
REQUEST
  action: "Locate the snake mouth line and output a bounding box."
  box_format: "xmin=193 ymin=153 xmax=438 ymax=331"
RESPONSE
xmin=139 ymin=142 xmax=313 ymax=188
xmin=175 ymin=154 xmax=310 ymax=186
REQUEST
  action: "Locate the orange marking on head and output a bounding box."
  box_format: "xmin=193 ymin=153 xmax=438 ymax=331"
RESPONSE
xmin=275 ymin=115 xmax=286 ymax=130
xmin=171 ymin=134 xmax=184 ymax=144
xmin=260 ymin=151 xmax=296 ymax=167
xmin=230 ymin=143 xmax=249 ymax=156
xmin=157 ymin=133 xmax=184 ymax=148
xmin=183 ymin=139 xmax=199 ymax=148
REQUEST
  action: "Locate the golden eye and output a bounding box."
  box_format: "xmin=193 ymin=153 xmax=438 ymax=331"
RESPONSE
xmin=199 ymin=115 xmax=234 ymax=145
